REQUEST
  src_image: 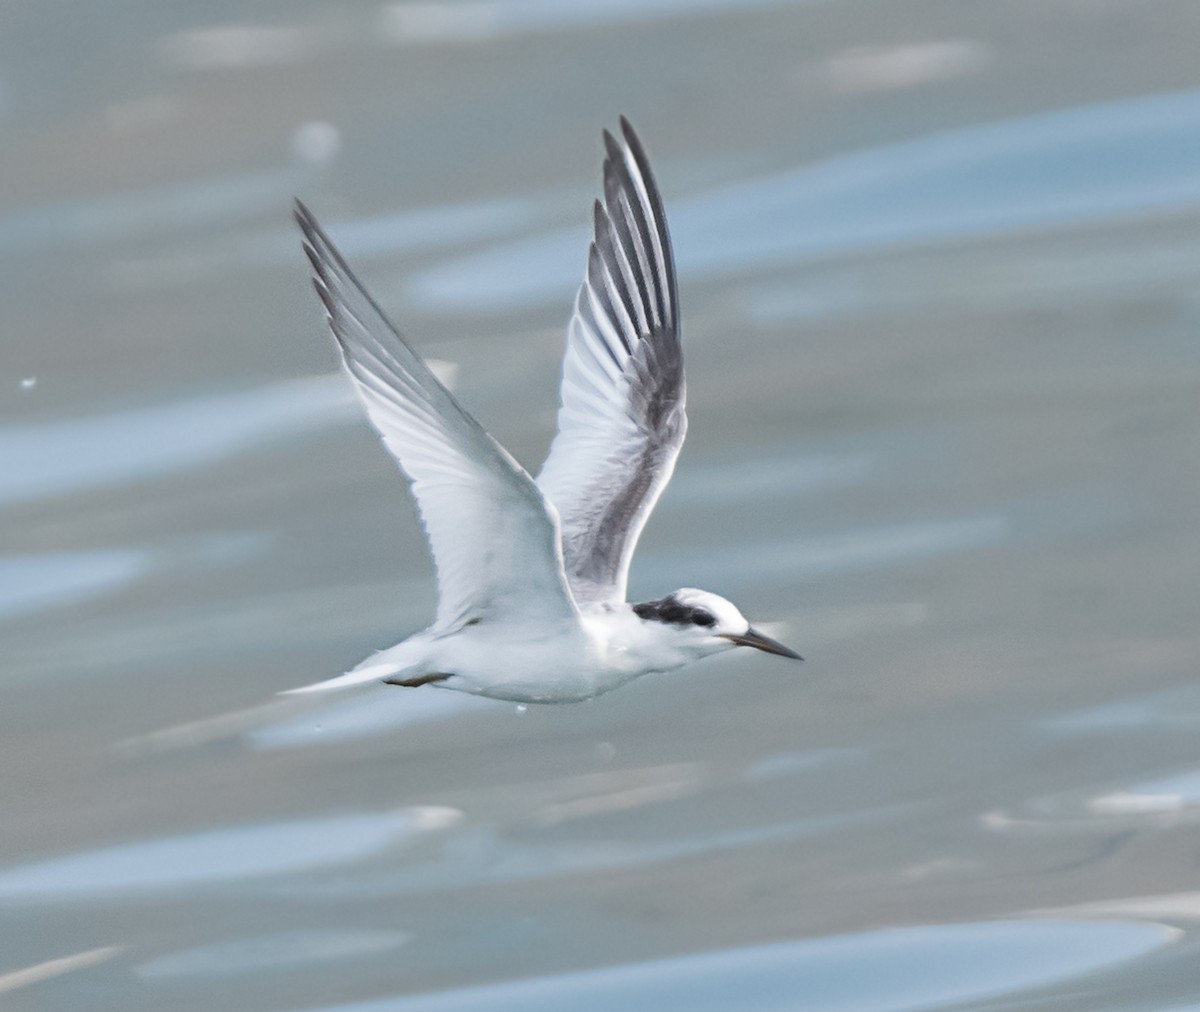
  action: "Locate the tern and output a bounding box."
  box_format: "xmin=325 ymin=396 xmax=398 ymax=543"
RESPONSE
xmin=290 ymin=118 xmax=801 ymax=704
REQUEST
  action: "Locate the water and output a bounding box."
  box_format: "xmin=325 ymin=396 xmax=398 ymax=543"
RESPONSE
xmin=3 ymin=1 xmax=1200 ymax=1008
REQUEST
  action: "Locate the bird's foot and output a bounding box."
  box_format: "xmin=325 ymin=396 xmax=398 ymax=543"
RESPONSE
xmin=384 ymin=672 xmax=453 ymax=688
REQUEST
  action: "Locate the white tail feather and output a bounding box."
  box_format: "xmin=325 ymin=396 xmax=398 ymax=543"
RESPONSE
xmin=280 ymin=662 xmax=405 ymax=696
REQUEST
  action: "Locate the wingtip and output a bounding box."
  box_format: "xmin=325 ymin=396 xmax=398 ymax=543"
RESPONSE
xmin=609 ymin=117 xmax=648 ymax=164
xmin=295 ymin=204 xmax=324 ymax=258
xmin=293 ymin=196 xmax=314 ymax=230
xmin=618 ymin=118 xmax=653 ymax=178
xmin=601 ymin=127 xmax=623 ymax=165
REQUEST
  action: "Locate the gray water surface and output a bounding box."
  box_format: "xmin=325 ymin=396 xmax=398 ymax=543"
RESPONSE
xmin=3 ymin=1 xmax=1200 ymax=1009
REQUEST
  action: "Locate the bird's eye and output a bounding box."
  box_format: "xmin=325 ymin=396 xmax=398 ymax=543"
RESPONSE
xmin=691 ymin=610 xmax=715 ymax=627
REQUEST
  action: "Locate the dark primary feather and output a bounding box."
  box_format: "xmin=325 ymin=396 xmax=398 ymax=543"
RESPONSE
xmin=536 ymin=119 xmax=686 ymax=605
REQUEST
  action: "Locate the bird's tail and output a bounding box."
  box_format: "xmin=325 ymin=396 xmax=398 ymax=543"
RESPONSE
xmin=280 ymin=647 xmax=425 ymax=696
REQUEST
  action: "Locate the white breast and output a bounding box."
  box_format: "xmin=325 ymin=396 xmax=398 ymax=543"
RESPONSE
xmin=431 ymin=607 xmax=689 ymax=703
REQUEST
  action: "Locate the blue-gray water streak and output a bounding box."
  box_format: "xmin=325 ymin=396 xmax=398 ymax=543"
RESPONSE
xmin=304 ymin=921 xmax=1177 ymax=1012
xmin=0 ymin=375 xmax=353 ymax=506
xmin=411 ymin=89 xmax=1200 ymax=310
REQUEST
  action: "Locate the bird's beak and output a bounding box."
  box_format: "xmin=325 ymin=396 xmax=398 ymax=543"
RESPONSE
xmin=721 ymin=627 xmax=803 ymax=660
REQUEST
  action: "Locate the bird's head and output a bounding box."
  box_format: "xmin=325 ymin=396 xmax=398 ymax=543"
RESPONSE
xmin=632 ymin=588 xmax=802 ymax=661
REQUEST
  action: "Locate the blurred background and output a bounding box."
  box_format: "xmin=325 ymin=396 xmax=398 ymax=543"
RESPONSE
xmin=3 ymin=1 xmax=1200 ymax=1008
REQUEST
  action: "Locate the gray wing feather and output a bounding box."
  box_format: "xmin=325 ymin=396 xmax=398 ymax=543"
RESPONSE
xmin=536 ymin=119 xmax=686 ymax=605
xmin=296 ymin=200 xmax=577 ymax=628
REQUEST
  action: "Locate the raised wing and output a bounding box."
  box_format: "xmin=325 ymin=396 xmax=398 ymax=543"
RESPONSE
xmin=536 ymin=119 xmax=686 ymax=605
xmin=295 ymin=200 xmax=577 ymax=629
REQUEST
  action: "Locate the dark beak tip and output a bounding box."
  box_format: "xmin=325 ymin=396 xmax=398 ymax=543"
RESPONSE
xmin=724 ymin=628 xmax=804 ymax=661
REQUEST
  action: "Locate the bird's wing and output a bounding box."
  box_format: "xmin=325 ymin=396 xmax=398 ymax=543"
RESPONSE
xmin=536 ymin=119 xmax=686 ymax=606
xmin=295 ymin=201 xmax=577 ymax=629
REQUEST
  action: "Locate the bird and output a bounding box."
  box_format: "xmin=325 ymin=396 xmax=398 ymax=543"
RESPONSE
xmin=289 ymin=118 xmax=801 ymax=704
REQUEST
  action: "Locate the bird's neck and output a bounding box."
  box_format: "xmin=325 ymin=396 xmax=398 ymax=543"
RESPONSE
xmin=581 ymin=603 xmax=699 ymax=674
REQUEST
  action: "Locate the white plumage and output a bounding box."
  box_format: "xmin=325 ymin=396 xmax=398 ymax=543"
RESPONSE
xmin=289 ymin=119 xmax=800 ymax=704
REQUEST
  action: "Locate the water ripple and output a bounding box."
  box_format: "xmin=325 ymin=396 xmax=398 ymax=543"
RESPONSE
xmin=412 ymin=88 xmax=1200 ymax=310
xmin=0 ymin=808 xmax=461 ymax=904
xmin=300 ymin=920 xmax=1177 ymax=1012
xmin=0 ymin=374 xmax=354 ymax=506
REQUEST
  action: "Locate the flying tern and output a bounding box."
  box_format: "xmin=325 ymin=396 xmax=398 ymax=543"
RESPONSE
xmin=290 ymin=118 xmax=801 ymax=703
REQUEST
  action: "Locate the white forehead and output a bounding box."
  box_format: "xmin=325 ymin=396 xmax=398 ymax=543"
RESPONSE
xmin=671 ymin=588 xmax=747 ymax=629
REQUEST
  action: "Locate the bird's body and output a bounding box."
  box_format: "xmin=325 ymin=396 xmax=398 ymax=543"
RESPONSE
xmin=346 ymin=605 xmax=690 ymax=704
xmin=290 ymin=119 xmax=800 ymax=704
xmin=330 ymin=592 xmax=766 ymax=703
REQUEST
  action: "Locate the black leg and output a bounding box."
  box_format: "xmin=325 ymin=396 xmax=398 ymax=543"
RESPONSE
xmin=384 ymin=672 xmax=453 ymax=688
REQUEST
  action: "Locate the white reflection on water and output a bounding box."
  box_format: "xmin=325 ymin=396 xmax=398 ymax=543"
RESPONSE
xmin=378 ymin=0 xmax=802 ymax=45
xmin=0 ymin=808 xmax=461 ymax=903
xmin=0 ymin=946 xmax=124 ymax=996
xmin=134 ymin=930 xmax=410 ymax=979
xmin=984 ymin=763 xmax=1200 ymax=835
xmin=160 ymin=25 xmax=322 ymax=70
xmin=158 ymin=0 xmax=796 ymax=74
xmin=1087 ymin=769 xmax=1200 ymax=818
xmin=1039 ymin=891 xmax=1200 ymax=926
xmin=304 ymin=920 xmax=1177 ymax=1012
xmin=817 ymin=40 xmax=989 ymax=95
xmin=411 ymin=88 xmax=1200 ymax=310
